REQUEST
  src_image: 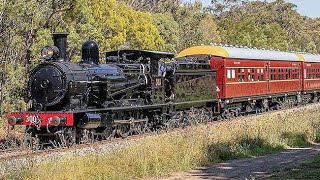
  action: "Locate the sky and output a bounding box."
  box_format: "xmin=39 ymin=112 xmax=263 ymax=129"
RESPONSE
xmin=200 ymin=0 xmax=320 ymax=18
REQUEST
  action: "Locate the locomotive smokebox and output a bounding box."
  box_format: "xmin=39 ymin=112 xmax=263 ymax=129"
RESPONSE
xmin=52 ymin=32 xmax=68 ymax=61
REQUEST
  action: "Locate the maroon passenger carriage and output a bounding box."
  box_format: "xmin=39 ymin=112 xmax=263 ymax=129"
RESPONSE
xmin=301 ymin=53 xmax=320 ymax=97
xmin=177 ymin=45 xmax=320 ymax=118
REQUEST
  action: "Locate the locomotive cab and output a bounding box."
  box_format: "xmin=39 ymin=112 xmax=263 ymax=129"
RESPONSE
xmin=105 ymin=50 xmax=175 ymax=104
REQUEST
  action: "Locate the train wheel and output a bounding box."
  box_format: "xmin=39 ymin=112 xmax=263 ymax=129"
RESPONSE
xmin=234 ymin=108 xmax=241 ymax=117
xmin=313 ymin=96 xmax=318 ymax=103
xmin=80 ymin=129 xmax=95 ymax=144
xmin=275 ymin=103 xmax=281 ymax=110
xmin=103 ymin=127 xmax=115 ymax=140
xmin=65 ymin=128 xmax=76 ymax=147
xmin=245 ymin=105 xmax=253 ymax=113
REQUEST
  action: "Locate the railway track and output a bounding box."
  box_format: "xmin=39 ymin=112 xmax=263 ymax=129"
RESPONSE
xmin=0 ymin=102 xmax=319 ymax=163
xmin=0 ymin=103 xmax=319 ymax=178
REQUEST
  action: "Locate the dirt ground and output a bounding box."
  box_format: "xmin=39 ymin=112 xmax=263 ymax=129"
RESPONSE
xmin=153 ymin=144 xmax=320 ymax=180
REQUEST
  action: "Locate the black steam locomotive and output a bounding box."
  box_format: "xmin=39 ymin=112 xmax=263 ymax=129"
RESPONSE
xmin=7 ymin=33 xmax=217 ymax=146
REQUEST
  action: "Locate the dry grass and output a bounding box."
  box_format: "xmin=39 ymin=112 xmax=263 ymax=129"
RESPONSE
xmin=0 ymin=116 xmax=8 ymax=138
xmin=8 ymin=105 xmax=320 ymax=180
xmin=0 ymin=116 xmax=25 ymax=140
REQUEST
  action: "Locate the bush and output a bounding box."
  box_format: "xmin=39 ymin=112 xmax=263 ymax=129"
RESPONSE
xmin=207 ymin=137 xmax=283 ymax=162
xmin=315 ymin=132 xmax=320 ymax=143
xmin=281 ymin=132 xmax=311 ymax=148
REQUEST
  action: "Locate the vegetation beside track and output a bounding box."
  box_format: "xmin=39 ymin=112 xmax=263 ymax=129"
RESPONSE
xmin=0 ymin=117 xmax=6 ymax=138
xmin=0 ymin=116 xmax=25 ymax=141
xmin=270 ymin=154 xmax=320 ymax=179
xmin=8 ymin=105 xmax=320 ymax=179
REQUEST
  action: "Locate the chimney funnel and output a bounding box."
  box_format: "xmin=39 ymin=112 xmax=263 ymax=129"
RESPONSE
xmin=52 ymin=32 xmax=68 ymax=61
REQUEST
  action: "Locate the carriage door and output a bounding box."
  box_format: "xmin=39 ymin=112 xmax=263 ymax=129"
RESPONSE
xmin=266 ymin=61 xmax=270 ymax=93
xmin=300 ymin=63 xmax=304 ymax=91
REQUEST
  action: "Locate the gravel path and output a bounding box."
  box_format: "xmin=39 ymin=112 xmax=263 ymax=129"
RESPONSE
xmin=156 ymin=144 xmax=320 ymax=180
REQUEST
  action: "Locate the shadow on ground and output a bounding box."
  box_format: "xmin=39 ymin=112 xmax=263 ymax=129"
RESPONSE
xmin=163 ymin=134 xmax=320 ymax=180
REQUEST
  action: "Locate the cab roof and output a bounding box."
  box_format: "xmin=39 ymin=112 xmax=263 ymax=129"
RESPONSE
xmin=105 ymin=50 xmax=174 ymax=60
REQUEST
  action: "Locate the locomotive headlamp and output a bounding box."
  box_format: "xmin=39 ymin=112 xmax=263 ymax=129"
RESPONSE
xmin=41 ymin=46 xmax=59 ymax=60
xmin=52 ymin=116 xmax=61 ymax=126
xmin=8 ymin=116 xmax=23 ymax=126
xmin=51 ymin=116 xmax=66 ymax=126
xmin=8 ymin=116 xmax=16 ymax=126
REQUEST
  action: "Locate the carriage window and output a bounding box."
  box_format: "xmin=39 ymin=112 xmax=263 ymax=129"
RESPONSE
xmin=292 ymin=68 xmax=299 ymax=79
xmin=227 ymin=69 xmax=231 ymax=79
xmin=271 ymin=68 xmax=276 ymax=80
xmin=278 ymin=69 xmax=281 ymax=80
xmin=288 ymin=69 xmax=291 ymax=79
xmin=258 ymin=68 xmax=265 ymax=81
xmin=314 ymin=69 xmax=316 ymax=79
xmin=312 ymin=69 xmax=315 ymax=79
xmin=305 ymin=68 xmax=314 ymax=79
xmin=304 ymin=69 xmax=307 ymax=79
xmin=251 ymin=68 xmax=255 ymax=81
xmin=285 ymin=69 xmax=290 ymax=79
xmin=309 ymin=69 xmax=312 ymax=79
xmin=314 ymin=68 xmax=318 ymax=79
xmin=278 ymin=68 xmax=284 ymax=80
xmin=231 ymin=69 xmax=235 ymax=79
xmin=227 ymin=69 xmax=236 ymax=80
xmin=238 ymin=68 xmax=245 ymax=82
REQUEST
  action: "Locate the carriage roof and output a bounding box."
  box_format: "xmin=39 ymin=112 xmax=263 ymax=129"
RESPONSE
xmin=298 ymin=53 xmax=320 ymax=63
xmin=177 ymin=46 xmax=320 ymax=62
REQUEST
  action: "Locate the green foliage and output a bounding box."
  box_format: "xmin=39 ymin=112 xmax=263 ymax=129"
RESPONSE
xmin=153 ymin=13 xmax=179 ymax=53
xmin=207 ymin=137 xmax=283 ymax=162
xmin=216 ymin=0 xmax=320 ymax=52
xmin=219 ymin=18 xmax=288 ymax=50
xmin=281 ymin=132 xmax=311 ymax=148
xmin=315 ymin=132 xmax=320 ymax=143
xmin=198 ymin=14 xmax=221 ymax=45
xmin=62 ymin=0 xmax=165 ymax=62
xmin=119 ymin=0 xmax=181 ymax=14
xmin=174 ymin=2 xmax=221 ymax=50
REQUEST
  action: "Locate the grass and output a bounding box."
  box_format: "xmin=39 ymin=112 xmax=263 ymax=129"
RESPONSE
xmin=0 ymin=116 xmax=25 ymax=140
xmin=207 ymin=137 xmax=283 ymax=162
xmin=0 ymin=116 xmax=8 ymax=138
xmin=7 ymin=105 xmax=320 ymax=179
xmin=270 ymin=155 xmax=320 ymax=179
xmin=281 ymin=132 xmax=311 ymax=148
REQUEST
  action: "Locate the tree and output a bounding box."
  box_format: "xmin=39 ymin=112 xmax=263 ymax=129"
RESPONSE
xmin=198 ymin=14 xmax=221 ymax=45
xmin=59 ymin=0 xmax=165 ymax=62
xmin=213 ymin=0 xmax=320 ymax=53
xmin=153 ymin=13 xmax=179 ymax=53
xmin=119 ymin=0 xmax=182 ymax=14
xmin=174 ymin=1 xmax=222 ymax=50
